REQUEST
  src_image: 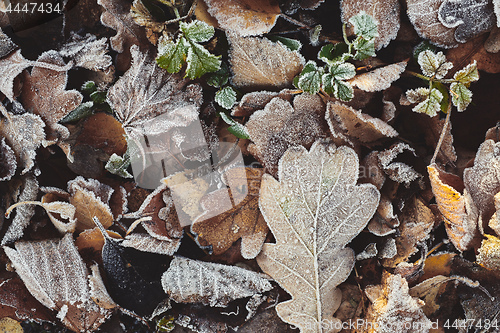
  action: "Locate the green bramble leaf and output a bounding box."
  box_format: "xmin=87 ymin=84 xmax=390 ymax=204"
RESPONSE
xmin=266 ymin=35 xmax=302 ymax=51
xmin=418 ymin=50 xmax=453 ymax=79
xmin=105 ymin=153 xmax=133 ymax=178
xmin=179 ymin=20 xmax=215 ymax=43
xmin=219 ymin=112 xmax=249 ymax=139
xmin=81 ymin=81 xmax=97 ymax=94
xmin=90 ymin=90 xmax=107 ymax=104
xmin=318 ymin=43 xmax=350 ymax=65
xmin=334 ymin=80 xmax=354 ymax=101
xmin=297 ymin=61 xmax=323 ymax=94
xmin=206 ymin=62 xmax=230 ymax=88
xmin=349 ymin=11 xmax=378 ymax=40
xmin=411 ymin=88 xmax=443 ymax=117
xmin=329 ymin=62 xmax=356 ymax=81
xmin=215 ymin=86 xmax=237 ymax=110
xmin=156 ymin=37 xmax=188 ymax=73
xmin=184 ymin=40 xmax=221 ymax=79
xmin=450 ymin=82 xmax=472 ymax=112
xmin=453 ymin=61 xmax=479 ymax=85
xmin=322 ymin=73 xmax=335 ymax=95
xmin=352 ymin=37 xmax=376 ymax=60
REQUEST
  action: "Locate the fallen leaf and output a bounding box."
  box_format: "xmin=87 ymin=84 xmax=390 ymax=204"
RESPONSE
xmin=204 ymin=0 xmax=280 ymax=37
xmin=409 ymin=275 xmax=454 ymax=317
xmin=3 ymin=234 xmax=112 ymax=332
xmin=359 ymin=151 xmax=386 ymax=189
xmin=0 ymin=137 xmax=16 ymax=181
xmin=348 ymin=61 xmax=407 ymax=92
xmin=162 ymin=256 xmax=272 ymax=307
xmin=427 ymin=163 xmax=479 ymax=251
xmin=0 ymin=317 xmax=22 ymax=333
xmin=488 ymin=191 xmax=500 ymax=235
xmin=58 ymin=33 xmax=112 ymax=71
xmin=446 ymin=33 xmax=500 ymax=74
xmin=191 ymin=167 xmax=268 ymax=259
xmin=0 ymin=49 xmax=31 ymax=101
xmin=257 ymin=139 xmax=380 ymax=331
xmin=367 ymin=196 xmax=400 ymax=236
xmin=0 ymin=28 xmax=16 ymax=57
xmin=485 ymin=25 xmax=500 ymax=53
xmin=130 ymin=0 xmax=166 ymax=45
xmin=378 ymin=142 xmax=422 ymax=186
xmin=232 ymin=90 xmax=293 ymax=117
xmin=477 ymin=234 xmax=500 ymax=270
xmin=228 ymin=35 xmax=305 ymax=90
xmin=341 ymin=0 xmax=401 ymax=50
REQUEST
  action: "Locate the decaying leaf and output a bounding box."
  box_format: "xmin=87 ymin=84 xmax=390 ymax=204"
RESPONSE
xmin=231 ymin=90 xmax=293 ymax=117
xmin=58 ymin=33 xmax=112 ymax=71
xmin=446 ymin=33 xmax=500 ymax=74
xmin=0 ymin=137 xmax=16 ymax=182
xmin=364 ymin=273 xmax=432 ymax=333
xmin=348 ymin=61 xmax=407 ymax=92
xmin=428 ymin=163 xmax=479 ymax=251
xmin=0 ymin=49 xmax=31 ymax=101
xmin=257 ymin=139 xmax=380 ymax=332
xmin=367 ymin=196 xmax=400 ymax=236
xmin=0 ymin=28 xmax=16 ymax=57
xmin=326 ymin=101 xmax=398 ymax=146
xmin=409 ymin=275 xmax=454 ymax=317
xmin=477 ymin=234 xmax=500 ymax=270
xmin=204 ymin=0 xmax=280 ymax=37
xmin=3 ymin=234 xmax=112 ymax=332
xmin=162 ymin=256 xmax=272 ymax=307
xmin=191 ymin=167 xmax=268 ymax=259
xmin=488 ymin=191 xmax=500 ymax=235
xmin=0 ymin=317 xmax=22 ymax=333
xmin=229 ymin=35 xmax=305 ymax=90
xmin=378 ymin=142 xmax=422 ymax=186
xmin=245 ymin=94 xmax=327 ymax=176
xmin=341 ymin=0 xmax=401 ymax=50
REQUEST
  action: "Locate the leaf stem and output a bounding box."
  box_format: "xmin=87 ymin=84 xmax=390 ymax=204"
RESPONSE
xmin=430 ymin=101 xmax=452 ymax=165
xmin=280 ymin=14 xmax=312 ymax=30
xmin=407 ymin=70 xmax=431 ymax=81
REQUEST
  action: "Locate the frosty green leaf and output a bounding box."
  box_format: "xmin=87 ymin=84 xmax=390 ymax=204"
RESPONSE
xmin=105 ymin=153 xmax=133 ymax=178
xmin=450 ymin=82 xmax=472 ymax=112
xmin=184 ymin=41 xmax=221 ymax=79
xmin=353 ymin=37 xmax=376 ymax=60
xmin=156 ymin=37 xmax=188 ymax=74
xmin=318 ymin=43 xmax=350 ymax=65
xmin=418 ymin=50 xmax=453 ymax=79
xmin=215 ymin=86 xmax=237 ymax=110
xmin=219 ymin=112 xmax=249 ymax=139
xmin=412 ymin=88 xmax=443 ymax=117
xmin=61 ymin=102 xmax=94 ymax=123
xmin=329 ymin=62 xmax=356 ymax=80
xmin=349 ymin=11 xmax=379 ymax=40
xmin=206 ymin=62 xmax=230 ymax=88
xmin=179 ymin=20 xmax=215 ymax=44
xmin=453 ymin=61 xmax=479 ymax=85
xmin=266 ymin=35 xmax=302 ymax=51
xmin=335 ymin=79 xmax=354 ymax=101
xmin=297 ymin=61 xmax=323 ymax=94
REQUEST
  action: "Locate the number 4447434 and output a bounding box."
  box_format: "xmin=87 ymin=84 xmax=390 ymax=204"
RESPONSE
xmin=4 ymin=2 xmax=63 ymax=14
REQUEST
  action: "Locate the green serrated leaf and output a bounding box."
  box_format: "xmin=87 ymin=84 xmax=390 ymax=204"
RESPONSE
xmin=90 ymin=91 xmax=107 ymax=104
xmin=334 ymin=80 xmax=354 ymax=101
xmin=81 ymin=81 xmax=97 ymax=94
xmin=418 ymin=50 xmax=453 ymax=79
xmin=156 ymin=37 xmax=188 ymax=73
xmin=450 ymin=82 xmax=472 ymax=112
xmin=60 ymin=102 xmax=94 ymax=123
xmin=329 ymin=62 xmax=356 ymax=80
xmin=297 ymin=61 xmax=323 ymax=94
xmin=352 ymin=37 xmax=376 ymax=60
xmin=412 ymin=88 xmax=443 ymax=117
xmin=349 ymin=11 xmax=378 ymax=40
xmin=432 ymin=81 xmax=450 ymax=113
xmin=206 ymin=62 xmax=230 ymax=88
xmin=215 ymin=86 xmax=237 ymax=109
xmin=266 ymin=35 xmax=302 ymax=51
xmin=322 ymin=73 xmax=335 ymax=95
xmin=318 ymin=43 xmax=350 ymax=65
xmin=105 ymin=153 xmax=133 ymax=178
xmin=453 ymin=61 xmax=479 ymax=85
xmin=185 ymin=40 xmax=221 ymax=79
xmin=180 ymin=20 xmax=215 ymax=43
xmin=220 ymin=112 xmax=249 ymax=139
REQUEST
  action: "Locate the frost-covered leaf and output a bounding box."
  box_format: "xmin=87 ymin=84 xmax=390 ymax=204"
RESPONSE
xmin=341 ymin=0 xmax=400 ymax=50
xmin=322 ymin=74 xmax=354 ymax=101
xmin=3 ymin=234 xmax=112 ymax=332
xmin=232 ymin=90 xmax=293 ymax=117
xmin=349 ymin=61 xmax=407 ymax=92
xmin=318 ymin=43 xmax=350 ymax=65
xmin=220 ymin=112 xmax=249 ymax=139
xmin=0 ymin=137 xmax=16 ymax=181
xmin=162 ymin=256 xmax=272 ymax=307
xmin=215 ymin=86 xmax=237 ymax=110
xmin=122 ymin=233 xmax=181 ymax=255
xmin=329 ymin=62 xmax=356 ymax=80
xmin=191 ymin=168 xmax=268 ymax=259
xmin=450 ymin=81 xmax=472 ymax=111
xmin=418 ymin=50 xmax=453 ymax=79
xmin=266 ymin=35 xmax=302 ymax=51
xmin=206 ymin=62 xmax=230 ymax=88
xmin=477 ymin=234 xmax=500 ymax=270
xmin=410 ymin=88 xmax=443 ymax=117
xmin=0 ymin=49 xmax=32 ymax=101
xmin=0 ymin=106 xmax=45 ymax=175
xmin=257 ymin=139 xmax=380 ymax=332
xmin=348 ymin=11 xmax=379 ymax=40
xmin=378 ymin=143 xmax=422 ymax=186
xmin=454 ymin=60 xmax=479 ymax=84
xmin=0 ymin=28 xmax=16 ymax=58
xmin=229 ymin=35 xmax=305 ymax=89
xmin=204 ymin=0 xmax=280 ymax=37
xmin=105 ymin=153 xmax=133 ymax=178
xmin=296 ymin=60 xmax=323 ymax=95
xmin=438 ymin=0 xmax=496 ymax=43
xmin=352 ymin=37 xmax=376 ymax=60
xmin=130 ymin=0 xmax=165 ymax=43
xmin=180 ymin=20 xmax=215 ymax=43
xmin=156 ymin=36 xmax=188 ymax=74
xmin=58 ymin=33 xmax=112 ymax=71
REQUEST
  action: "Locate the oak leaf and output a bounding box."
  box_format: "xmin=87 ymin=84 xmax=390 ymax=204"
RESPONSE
xmin=257 ymin=139 xmax=380 ymax=332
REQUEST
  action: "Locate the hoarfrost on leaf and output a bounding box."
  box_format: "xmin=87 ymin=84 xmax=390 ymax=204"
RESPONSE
xmin=410 ymin=88 xmax=443 ymax=117
xmin=0 ymin=137 xmax=16 ymax=181
xmin=58 ymin=33 xmax=112 ymax=71
xmin=450 ymin=81 xmax=472 ymax=111
xmin=0 ymin=49 xmax=32 ymax=101
xmin=348 ymin=61 xmax=407 ymax=92
xmin=257 ymin=139 xmax=380 ymax=332
xmin=418 ymin=50 xmax=453 ymax=79
xmin=348 ymin=10 xmax=379 ymax=40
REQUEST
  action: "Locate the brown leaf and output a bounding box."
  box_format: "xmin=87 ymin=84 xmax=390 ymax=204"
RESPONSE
xmin=446 ymin=33 xmax=500 ymax=74
xmin=58 ymin=33 xmax=112 ymax=71
xmin=348 ymin=61 xmax=407 ymax=92
xmin=228 ymin=35 xmax=305 ymax=90
xmin=20 ymin=51 xmax=82 ymax=143
xmin=427 ymin=163 xmax=479 ymax=251
xmin=488 ymin=191 xmax=500 ymax=235
xmin=477 ymin=234 xmax=500 ymax=270
xmin=341 ymin=0 xmax=401 ymax=50
xmin=0 ymin=137 xmax=16 ymax=182
xmin=0 ymin=316 xmax=24 ymax=332
xmin=0 ymin=49 xmax=31 ymax=101
xmin=367 ymin=196 xmax=400 ymax=237
xmin=195 ymin=0 xmax=220 ymax=29
xmin=191 ymin=167 xmax=269 ymax=259
xmin=409 ymin=275 xmax=454 ymax=316
xmin=0 ymin=28 xmax=16 ymax=58
xmin=231 ymin=90 xmax=293 ymax=117
xmin=204 ymin=0 xmax=280 ymax=37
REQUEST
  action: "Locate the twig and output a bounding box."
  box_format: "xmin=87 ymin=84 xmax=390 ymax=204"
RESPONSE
xmin=430 ymin=101 xmax=452 ymax=165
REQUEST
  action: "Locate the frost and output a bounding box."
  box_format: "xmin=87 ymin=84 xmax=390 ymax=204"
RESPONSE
xmin=232 ymin=90 xmax=292 ymax=117
xmin=0 ymin=137 xmax=16 ymax=182
xmin=215 ymin=86 xmax=237 ymax=110
xmin=229 ymin=35 xmax=305 ymax=89
xmin=58 ymin=33 xmax=112 ymax=71
xmin=0 ymin=28 xmax=16 ymax=58
xmin=257 ymin=139 xmax=380 ymax=332
xmin=161 ymin=256 xmax=272 ymax=307
xmin=0 ymin=49 xmax=32 ymax=101
xmin=3 ymin=234 xmax=112 ymax=331
xmin=409 ymin=88 xmax=443 ymax=117
xmin=296 ymin=61 xmax=323 ymax=95
xmin=349 ymin=61 xmax=407 ymax=92
xmin=418 ymin=50 xmax=453 ymax=79
xmin=121 ymin=233 xmax=181 ymax=255
xmin=438 ymin=0 xmax=496 ymax=43
xmin=378 ymin=143 xmax=422 ymax=186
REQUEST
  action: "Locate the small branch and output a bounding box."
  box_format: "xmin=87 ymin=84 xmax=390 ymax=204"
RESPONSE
xmin=430 ymin=101 xmax=452 ymax=165
xmin=279 ymin=14 xmax=312 ymax=30
xmin=406 ymin=70 xmax=431 ymax=81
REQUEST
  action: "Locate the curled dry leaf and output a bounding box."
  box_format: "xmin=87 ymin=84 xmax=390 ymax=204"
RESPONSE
xmin=409 ymin=275 xmax=454 ymax=316
xmin=427 ymin=163 xmax=479 ymax=251
xmin=245 ymin=94 xmax=327 ymax=176
xmin=477 ymin=234 xmax=500 ymax=270
xmin=231 ymin=90 xmax=293 ymax=117
xmin=367 ymin=196 xmax=400 ymax=237
xmin=326 ymin=101 xmax=398 ymax=147
xmin=3 ymin=234 xmax=112 ymax=332
xmin=257 ymin=139 xmax=380 ymax=332
xmin=348 ymin=61 xmax=407 ymax=92
xmin=0 ymin=28 xmax=16 ymax=57
xmin=20 ymin=51 xmax=82 ymax=143
xmin=378 ymin=142 xmax=422 ymax=186
xmin=364 ymin=273 xmax=432 ymax=333
xmin=0 ymin=49 xmax=31 ymax=101
xmin=341 ymin=0 xmax=401 ymax=50
xmin=58 ymin=33 xmax=112 ymax=71
xmin=191 ymin=167 xmax=268 ymax=259
xmin=229 ymin=35 xmax=305 ymax=90
xmin=162 ymin=256 xmax=272 ymax=307
xmin=204 ymin=0 xmax=280 ymax=37
xmin=0 ymin=137 xmax=16 ymax=181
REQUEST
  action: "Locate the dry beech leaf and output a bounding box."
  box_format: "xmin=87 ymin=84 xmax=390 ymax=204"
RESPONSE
xmin=409 ymin=275 xmax=454 ymax=316
xmin=325 ymin=101 xmax=398 ymax=147
xmin=0 ymin=49 xmax=31 ymax=101
xmin=20 ymin=51 xmax=82 ymax=143
xmin=477 ymin=234 xmax=500 ymax=270
xmin=428 ymin=163 xmax=479 ymax=251
xmin=348 ymin=61 xmax=407 ymax=92
xmin=245 ymin=94 xmax=327 ymax=176
xmin=204 ymin=0 xmax=280 ymax=37
xmin=407 ymin=0 xmax=458 ymax=48
xmin=229 ymin=35 xmax=305 ymax=90
xmin=378 ymin=142 xmax=422 ymax=186
xmin=191 ymin=167 xmax=268 ymax=259
xmin=161 ymin=256 xmax=272 ymax=307
xmin=446 ymin=33 xmax=500 ymax=74
xmin=0 ymin=28 xmax=16 ymax=57
xmin=3 ymin=234 xmax=112 ymax=332
xmin=58 ymin=33 xmax=112 ymax=71
xmin=367 ymin=196 xmax=400 ymax=237
xmin=257 ymin=139 xmax=380 ymax=332
xmin=0 ymin=104 xmax=45 ymax=175
xmin=364 ymin=273 xmax=432 ymax=333
xmin=0 ymin=137 xmax=16 ymax=182
xmin=341 ymin=0 xmax=401 ymax=50
xmin=75 ymin=227 xmax=123 ymax=254
xmin=88 ymin=264 xmax=118 ymax=310
xmin=231 ymin=90 xmax=293 ymax=117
